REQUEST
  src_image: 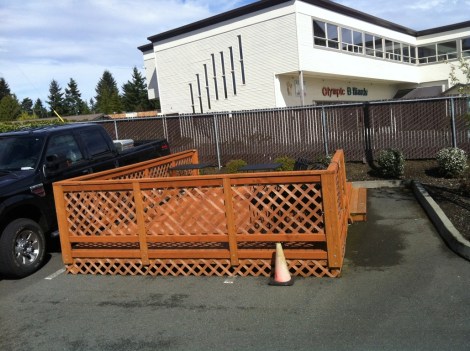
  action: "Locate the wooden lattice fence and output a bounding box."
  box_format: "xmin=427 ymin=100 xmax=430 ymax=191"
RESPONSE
xmin=53 ymin=149 xmax=362 ymax=278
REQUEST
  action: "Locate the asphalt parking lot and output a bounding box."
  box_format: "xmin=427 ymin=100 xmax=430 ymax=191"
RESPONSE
xmin=1 ymin=187 xmax=469 ymax=351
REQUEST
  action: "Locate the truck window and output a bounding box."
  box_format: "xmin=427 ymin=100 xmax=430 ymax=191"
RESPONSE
xmin=0 ymin=136 xmax=43 ymax=170
xmin=80 ymin=129 xmax=112 ymax=157
xmin=46 ymin=134 xmax=83 ymax=164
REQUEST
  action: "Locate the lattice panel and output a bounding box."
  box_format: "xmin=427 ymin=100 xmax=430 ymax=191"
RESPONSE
xmin=142 ymin=187 xmax=227 ymax=235
xmin=232 ymin=183 xmax=324 ymax=234
xmin=113 ymin=170 xmax=146 ymax=180
xmin=66 ymin=258 xmax=340 ymax=277
xmin=65 ymin=190 xmax=137 ymax=236
xmin=147 ymin=164 xmax=171 ymax=178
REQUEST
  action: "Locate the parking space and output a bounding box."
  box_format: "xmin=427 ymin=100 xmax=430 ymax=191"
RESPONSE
xmin=1 ymin=187 xmax=469 ymax=351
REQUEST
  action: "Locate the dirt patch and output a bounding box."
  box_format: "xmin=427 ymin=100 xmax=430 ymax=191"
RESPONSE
xmin=346 ymin=160 xmax=470 ymax=242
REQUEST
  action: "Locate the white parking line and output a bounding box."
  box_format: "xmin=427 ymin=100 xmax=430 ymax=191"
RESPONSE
xmin=223 ymin=276 xmax=236 ymax=284
xmin=45 ymin=268 xmax=66 ymax=280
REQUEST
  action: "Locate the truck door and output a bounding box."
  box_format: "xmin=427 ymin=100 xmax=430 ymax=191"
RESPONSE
xmin=78 ymin=128 xmax=118 ymax=173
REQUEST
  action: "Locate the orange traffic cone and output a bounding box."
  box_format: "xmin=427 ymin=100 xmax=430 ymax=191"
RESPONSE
xmin=269 ymin=242 xmax=294 ymax=286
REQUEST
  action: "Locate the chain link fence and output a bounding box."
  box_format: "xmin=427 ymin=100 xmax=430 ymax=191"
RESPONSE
xmin=94 ymin=96 xmax=470 ymax=165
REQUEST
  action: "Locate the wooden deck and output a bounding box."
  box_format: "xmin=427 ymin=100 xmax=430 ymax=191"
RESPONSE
xmin=53 ymin=149 xmax=366 ymax=278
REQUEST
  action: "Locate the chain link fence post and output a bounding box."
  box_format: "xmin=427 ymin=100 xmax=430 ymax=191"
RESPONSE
xmin=113 ymin=120 xmax=119 ymax=140
xmin=213 ymin=113 xmax=222 ymax=169
xmin=450 ymin=97 xmax=457 ymax=148
xmin=321 ymin=106 xmax=329 ymax=156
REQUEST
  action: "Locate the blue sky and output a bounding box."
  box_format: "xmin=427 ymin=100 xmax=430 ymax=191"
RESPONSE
xmin=0 ymin=0 xmax=468 ymax=106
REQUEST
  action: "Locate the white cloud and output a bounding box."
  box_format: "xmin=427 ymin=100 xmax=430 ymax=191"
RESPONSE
xmin=0 ymin=0 xmax=466 ymax=106
xmin=0 ymin=0 xmax=251 ymax=104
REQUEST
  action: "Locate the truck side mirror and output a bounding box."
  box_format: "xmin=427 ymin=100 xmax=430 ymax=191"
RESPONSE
xmin=44 ymin=153 xmax=69 ymax=176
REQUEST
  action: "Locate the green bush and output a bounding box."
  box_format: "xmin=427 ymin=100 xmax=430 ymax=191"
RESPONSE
xmin=376 ymin=148 xmax=405 ymax=178
xmin=317 ymin=154 xmax=332 ymax=167
xmin=225 ymin=159 xmax=247 ymax=173
xmin=274 ymin=156 xmax=295 ymax=171
xmin=436 ymin=147 xmax=468 ymax=178
xmin=0 ymin=120 xmax=66 ymax=133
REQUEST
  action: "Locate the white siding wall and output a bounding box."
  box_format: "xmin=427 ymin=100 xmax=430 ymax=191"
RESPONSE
xmin=142 ymin=50 xmax=158 ymax=100
xmin=146 ymin=0 xmax=469 ymax=112
xmin=155 ymin=5 xmax=300 ymax=114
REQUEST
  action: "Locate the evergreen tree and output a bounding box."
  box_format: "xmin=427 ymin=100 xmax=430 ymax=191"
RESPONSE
xmin=64 ymin=78 xmax=86 ymax=115
xmin=89 ymin=98 xmax=96 ymax=113
xmin=47 ymin=79 xmax=66 ymax=117
xmin=0 ymin=78 xmax=11 ymax=100
xmin=121 ymin=67 xmax=154 ymax=112
xmin=33 ymin=98 xmax=48 ymax=118
xmin=21 ymin=97 xmax=33 ymax=115
xmin=0 ymin=94 xmax=21 ymax=121
xmin=95 ymin=70 xmax=122 ymax=114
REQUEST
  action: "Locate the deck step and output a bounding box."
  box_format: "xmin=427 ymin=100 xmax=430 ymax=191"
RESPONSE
xmin=349 ymin=186 xmax=367 ymax=222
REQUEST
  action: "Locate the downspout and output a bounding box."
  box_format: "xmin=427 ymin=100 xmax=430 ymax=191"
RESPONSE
xmin=299 ymin=70 xmax=305 ymax=106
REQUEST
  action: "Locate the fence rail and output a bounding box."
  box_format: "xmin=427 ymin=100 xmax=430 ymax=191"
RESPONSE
xmin=93 ymin=96 xmax=469 ymax=164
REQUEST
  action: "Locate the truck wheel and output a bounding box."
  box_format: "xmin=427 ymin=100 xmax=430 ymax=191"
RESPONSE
xmin=0 ymin=219 xmax=46 ymax=278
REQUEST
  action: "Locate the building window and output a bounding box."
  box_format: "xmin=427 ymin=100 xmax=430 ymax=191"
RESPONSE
xmin=374 ymin=36 xmax=384 ymax=58
xmin=313 ymin=20 xmax=339 ymax=49
xmin=238 ymin=35 xmax=246 ymax=85
xmin=211 ymin=54 xmax=219 ymax=100
xmin=229 ymin=46 xmax=237 ymax=95
xmin=189 ymin=83 xmax=195 ymax=113
xmin=220 ymin=51 xmax=228 ymax=99
xmin=364 ymin=33 xmax=375 ymax=56
xmin=418 ymin=44 xmax=437 ymax=63
xmin=437 ymin=41 xmax=458 ymax=61
xmin=341 ymin=27 xmax=363 ymax=53
xmin=385 ymin=40 xmax=401 ymax=61
xmin=462 ymin=37 xmax=470 ymax=57
xmin=403 ymin=45 xmax=417 ymax=64
xmin=203 ymin=64 xmax=211 ymax=109
xmin=196 ymin=74 xmax=203 ymax=113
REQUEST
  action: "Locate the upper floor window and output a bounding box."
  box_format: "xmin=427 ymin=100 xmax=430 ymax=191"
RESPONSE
xmin=403 ymin=45 xmax=417 ymax=63
xmin=385 ymin=40 xmax=401 ymax=61
xmin=342 ymin=28 xmax=363 ymax=53
xmin=437 ymin=41 xmax=458 ymax=61
xmin=313 ymin=20 xmax=339 ymax=49
xmin=418 ymin=44 xmax=437 ymax=63
xmin=462 ymin=37 xmax=470 ymax=56
xmin=313 ymin=18 xmax=465 ymax=65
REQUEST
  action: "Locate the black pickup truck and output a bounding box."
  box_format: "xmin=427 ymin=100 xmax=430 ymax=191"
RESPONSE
xmin=0 ymin=123 xmax=170 ymax=278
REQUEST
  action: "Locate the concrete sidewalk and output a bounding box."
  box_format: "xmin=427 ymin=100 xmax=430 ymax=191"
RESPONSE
xmin=353 ymin=180 xmax=470 ymax=261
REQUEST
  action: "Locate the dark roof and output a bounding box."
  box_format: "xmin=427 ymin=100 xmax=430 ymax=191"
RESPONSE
xmin=400 ymin=86 xmax=443 ymax=99
xmin=138 ymin=43 xmax=153 ymax=52
xmin=143 ymin=0 xmax=469 ymax=46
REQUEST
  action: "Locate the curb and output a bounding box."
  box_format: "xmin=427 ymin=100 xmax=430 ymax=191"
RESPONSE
xmin=411 ymin=180 xmax=470 ymax=261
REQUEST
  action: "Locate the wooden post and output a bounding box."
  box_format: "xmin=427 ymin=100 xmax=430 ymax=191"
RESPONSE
xmin=52 ymin=183 xmax=73 ymax=265
xmin=223 ymin=178 xmax=239 ymax=266
xmin=321 ymin=172 xmax=343 ymax=268
xmin=192 ymin=150 xmax=199 ymax=176
xmin=133 ymin=182 xmax=150 ymax=265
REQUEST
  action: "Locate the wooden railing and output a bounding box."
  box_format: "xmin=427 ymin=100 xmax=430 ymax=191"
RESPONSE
xmin=53 ymin=149 xmax=352 ymax=276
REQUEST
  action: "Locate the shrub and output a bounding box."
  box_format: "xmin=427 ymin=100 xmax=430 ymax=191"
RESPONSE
xmin=376 ymin=148 xmax=405 ymax=178
xmin=225 ymin=159 xmax=247 ymax=173
xmin=274 ymin=156 xmax=295 ymax=171
xmin=317 ymin=154 xmax=332 ymax=167
xmin=436 ymin=147 xmax=468 ymax=178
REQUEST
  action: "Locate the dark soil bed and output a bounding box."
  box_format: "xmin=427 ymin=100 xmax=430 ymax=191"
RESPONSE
xmin=345 ymin=160 xmax=470 ymax=242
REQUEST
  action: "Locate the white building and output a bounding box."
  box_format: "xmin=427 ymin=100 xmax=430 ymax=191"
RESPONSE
xmin=139 ymin=0 xmax=470 ymax=114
